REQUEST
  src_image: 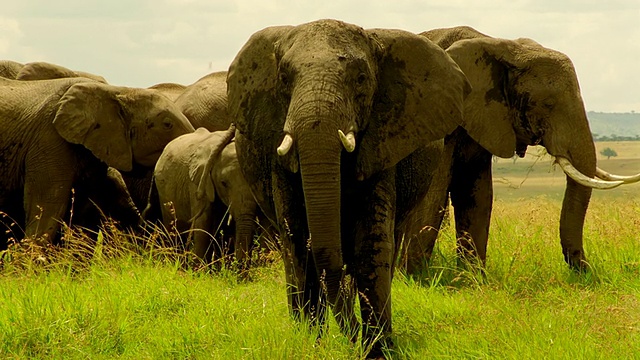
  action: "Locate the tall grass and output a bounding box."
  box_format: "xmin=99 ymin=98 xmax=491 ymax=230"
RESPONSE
xmin=1 ymin=198 xmax=639 ymax=359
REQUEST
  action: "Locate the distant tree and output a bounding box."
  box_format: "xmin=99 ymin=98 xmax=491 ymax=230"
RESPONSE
xmin=600 ymin=147 xmax=618 ymax=160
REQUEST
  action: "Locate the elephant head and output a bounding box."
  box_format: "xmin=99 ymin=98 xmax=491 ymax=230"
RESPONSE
xmin=422 ymin=28 xmax=639 ymax=268
xmin=16 ymin=61 xmax=108 ymax=83
xmin=0 ymin=60 xmax=24 ymax=79
xmin=53 ymin=82 xmax=195 ymax=172
xmin=227 ymin=19 xmax=469 ymax=330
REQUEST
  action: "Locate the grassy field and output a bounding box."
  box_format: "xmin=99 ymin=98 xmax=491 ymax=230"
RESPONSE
xmin=1 ymin=142 xmax=639 ymax=359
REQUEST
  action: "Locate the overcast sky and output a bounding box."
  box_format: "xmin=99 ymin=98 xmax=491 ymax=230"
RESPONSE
xmin=1 ymin=1 xmax=638 ymax=112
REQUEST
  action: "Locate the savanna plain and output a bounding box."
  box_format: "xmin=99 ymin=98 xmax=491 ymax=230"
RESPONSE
xmin=1 ymin=141 xmax=639 ymax=359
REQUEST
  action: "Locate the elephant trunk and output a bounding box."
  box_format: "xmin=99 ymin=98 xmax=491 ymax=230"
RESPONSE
xmin=544 ymin=112 xmax=596 ymax=270
xmin=559 ymin=139 xmax=596 ymax=270
xmin=234 ymin=212 xmax=257 ymax=269
xmin=297 ymin=132 xmax=345 ymax=310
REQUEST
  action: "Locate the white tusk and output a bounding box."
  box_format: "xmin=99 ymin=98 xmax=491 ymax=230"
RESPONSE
xmin=556 ymin=157 xmax=623 ymax=190
xmin=277 ymin=134 xmax=293 ymax=156
xmin=338 ymin=130 xmax=356 ymax=153
xmin=595 ymin=167 xmax=640 ymax=184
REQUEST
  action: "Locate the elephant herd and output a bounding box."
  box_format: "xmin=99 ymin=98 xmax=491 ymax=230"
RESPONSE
xmin=1 ymin=19 xmax=637 ymax=358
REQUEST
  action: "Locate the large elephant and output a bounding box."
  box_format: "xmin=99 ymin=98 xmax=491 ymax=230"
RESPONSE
xmin=402 ymin=26 xmax=639 ymax=273
xmin=147 ymin=126 xmax=260 ymax=269
xmin=227 ymin=19 xmax=469 ymax=357
xmin=0 ymin=77 xmax=194 ymax=249
xmin=0 ymin=60 xmax=107 ymax=83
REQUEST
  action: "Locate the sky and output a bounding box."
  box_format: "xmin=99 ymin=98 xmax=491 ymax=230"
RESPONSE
xmin=1 ymin=0 xmax=638 ymax=112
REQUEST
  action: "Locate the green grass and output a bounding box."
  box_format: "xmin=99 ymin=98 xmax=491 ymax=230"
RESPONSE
xmin=1 ymin=198 xmax=640 ymax=359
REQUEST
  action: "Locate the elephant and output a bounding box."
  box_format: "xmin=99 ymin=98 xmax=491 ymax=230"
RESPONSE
xmin=0 ymin=77 xmax=195 ymax=249
xmin=146 ymin=126 xmax=261 ymax=269
xmin=0 ymin=61 xmax=143 ymax=237
xmin=0 ymin=60 xmax=107 ymax=83
xmin=122 ymin=72 xmax=233 ymax=213
xmin=226 ymin=19 xmax=470 ymax=357
xmin=401 ymin=26 xmax=640 ymax=273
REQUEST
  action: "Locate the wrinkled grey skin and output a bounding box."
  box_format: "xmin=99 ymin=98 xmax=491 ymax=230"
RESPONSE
xmin=0 ymin=60 xmax=107 ymax=83
xmin=0 ymin=60 xmax=24 ymax=79
xmin=148 ymin=82 xmax=187 ymax=102
xmin=148 ymin=126 xmax=259 ymax=269
xmin=175 ymin=71 xmax=232 ymax=131
xmin=0 ymin=77 xmax=194 ymax=249
xmin=403 ymin=26 xmax=604 ymax=273
xmin=150 ymin=71 xmax=231 ymax=131
xmin=227 ymin=19 xmax=470 ymax=357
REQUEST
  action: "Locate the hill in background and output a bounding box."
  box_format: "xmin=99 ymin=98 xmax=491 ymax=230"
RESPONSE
xmin=588 ymin=111 xmax=640 ymax=140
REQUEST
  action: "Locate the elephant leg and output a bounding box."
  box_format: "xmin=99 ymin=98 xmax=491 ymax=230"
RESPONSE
xmin=353 ymin=171 xmax=396 ymax=357
xmin=190 ymin=205 xmax=214 ymax=264
xmin=449 ymin=132 xmax=492 ymax=266
xmin=23 ymin=171 xmax=73 ymax=245
xmin=403 ymin=153 xmax=453 ymax=274
xmin=402 ymin=189 xmax=449 ymax=274
xmin=234 ymin=213 xmax=257 ymax=271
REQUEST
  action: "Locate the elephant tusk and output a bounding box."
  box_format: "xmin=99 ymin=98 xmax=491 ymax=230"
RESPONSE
xmin=338 ymin=130 xmax=356 ymax=153
xmin=595 ymin=167 xmax=640 ymax=184
xmin=556 ymin=157 xmax=623 ymax=190
xmin=277 ymin=134 xmax=293 ymax=156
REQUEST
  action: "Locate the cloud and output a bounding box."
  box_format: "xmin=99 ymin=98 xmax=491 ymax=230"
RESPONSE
xmin=1 ymin=0 xmax=637 ymax=111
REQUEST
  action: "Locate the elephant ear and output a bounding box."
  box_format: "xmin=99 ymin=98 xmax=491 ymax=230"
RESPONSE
xmin=227 ymin=25 xmax=293 ymax=138
xmin=53 ymin=82 xmax=133 ymax=171
xmin=358 ymin=29 xmax=471 ymax=179
xmin=445 ymin=37 xmax=529 ymax=158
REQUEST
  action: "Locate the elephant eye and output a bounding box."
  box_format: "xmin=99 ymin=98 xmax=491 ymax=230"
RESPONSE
xmin=279 ymin=72 xmax=289 ymax=87
xmin=162 ymin=119 xmax=174 ymax=130
xmin=356 ymin=73 xmax=367 ymax=85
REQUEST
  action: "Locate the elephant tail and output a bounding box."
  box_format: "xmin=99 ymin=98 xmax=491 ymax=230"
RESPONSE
xmin=141 ymin=175 xmax=162 ymax=223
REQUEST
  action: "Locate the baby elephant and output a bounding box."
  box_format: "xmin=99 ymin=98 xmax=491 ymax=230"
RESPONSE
xmin=147 ymin=126 xmax=259 ymax=268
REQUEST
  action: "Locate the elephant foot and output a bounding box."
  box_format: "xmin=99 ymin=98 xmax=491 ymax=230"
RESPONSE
xmin=364 ymin=337 xmax=393 ymax=360
xmin=564 ymin=250 xmax=589 ymax=272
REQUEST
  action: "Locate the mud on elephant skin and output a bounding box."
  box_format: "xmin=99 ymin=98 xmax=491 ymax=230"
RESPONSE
xmin=227 ymin=19 xmax=470 ymax=357
xmin=146 ymin=125 xmax=261 ymax=269
xmin=0 ymin=77 xmax=194 ymax=249
xmin=402 ymin=26 xmax=640 ymax=273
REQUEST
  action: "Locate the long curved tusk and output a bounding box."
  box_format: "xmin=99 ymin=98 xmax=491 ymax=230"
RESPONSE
xmin=595 ymin=167 xmax=640 ymax=184
xmin=338 ymin=130 xmax=356 ymax=153
xmin=556 ymin=157 xmax=623 ymax=189
xmin=277 ymin=134 xmax=293 ymax=156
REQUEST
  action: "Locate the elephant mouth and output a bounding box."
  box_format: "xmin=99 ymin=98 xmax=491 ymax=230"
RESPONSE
xmin=515 ymin=136 xmax=541 ymax=158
